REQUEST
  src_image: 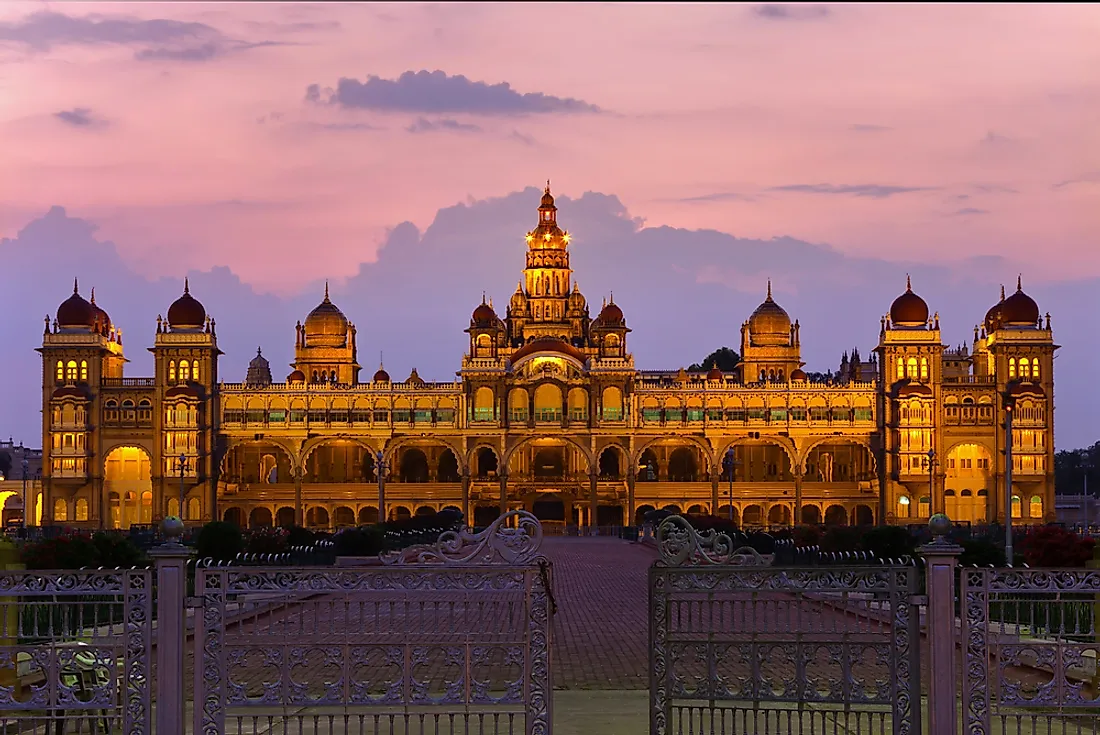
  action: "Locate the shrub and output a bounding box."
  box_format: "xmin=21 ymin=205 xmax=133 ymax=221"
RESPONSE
xmin=959 ymin=537 xmax=1006 ymax=568
xmin=334 ymin=526 xmax=385 ymax=557
xmin=284 ymin=525 xmax=316 ymax=548
xmin=92 ymin=532 xmax=147 ymax=568
xmin=820 ymin=525 xmax=865 ymax=553
xmin=195 ymin=521 xmax=244 ymax=561
xmin=860 ymin=526 xmax=917 ymax=560
xmin=792 ymin=525 xmax=823 ymax=548
xmin=20 ymin=532 xmax=146 ymax=570
xmin=1019 ymin=525 xmax=1095 ymax=568
xmin=246 ymin=527 xmax=289 ymax=555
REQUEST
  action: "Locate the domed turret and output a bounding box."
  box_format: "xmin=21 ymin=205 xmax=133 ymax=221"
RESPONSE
xmin=287 ymin=369 xmax=305 ymax=383
xmin=303 ymin=282 xmax=349 ymax=347
xmin=471 ymin=295 xmax=497 ymax=326
xmin=167 ymin=278 xmax=206 ymax=330
xmin=595 ymin=296 xmax=624 ymax=326
xmin=405 ymin=368 xmax=425 ymax=387
xmin=707 ymin=363 xmax=723 ymax=381
xmin=1000 ymin=276 xmax=1040 ymax=327
xmin=56 ymin=278 xmax=94 ymax=329
xmin=747 ymin=281 xmax=792 ymax=346
xmin=372 ymin=359 xmax=390 ymax=382
xmin=889 ymin=276 xmax=929 ymax=327
xmin=568 ymin=282 xmax=586 ymax=312
xmin=790 ymin=368 xmax=808 ymax=382
xmin=526 ymin=181 xmax=570 ymax=250
xmin=246 ymin=347 xmax=272 ymax=386
xmin=984 ymin=285 xmax=1006 ymax=332
xmin=89 ymin=288 xmax=111 ymax=334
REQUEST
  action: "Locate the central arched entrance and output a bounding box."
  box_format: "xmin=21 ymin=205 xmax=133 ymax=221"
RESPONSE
xmin=104 ymin=446 xmax=152 ymax=529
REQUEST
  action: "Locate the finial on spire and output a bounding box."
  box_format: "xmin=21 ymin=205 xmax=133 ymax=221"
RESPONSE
xmin=324 ymin=280 xmax=330 ymax=300
xmin=73 ymin=277 xmax=79 ymax=294
xmin=906 ymin=274 xmax=912 ymax=291
xmin=1000 ymin=284 xmax=1006 ymax=301
xmin=482 ymin=291 xmax=487 ymax=304
xmin=545 ymin=179 xmax=551 ymax=194
xmin=766 ymin=279 xmax=773 ymax=300
xmin=379 ymin=351 xmax=384 ymax=368
xmin=184 ymin=277 xmax=190 ymax=295
xmin=90 ymin=287 xmax=96 ymax=304
xmin=256 ymin=346 xmax=262 ymax=356
xmin=1016 ymin=274 xmax=1022 ymax=291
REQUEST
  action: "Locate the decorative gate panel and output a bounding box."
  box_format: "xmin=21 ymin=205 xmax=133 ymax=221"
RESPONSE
xmin=961 ymin=567 xmax=1100 ymax=734
xmin=649 ymin=516 xmax=921 ymax=735
xmin=0 ymin=569 xmax=153 ymax=735
xmin=193 ymin=511 xmax=552 ymax=735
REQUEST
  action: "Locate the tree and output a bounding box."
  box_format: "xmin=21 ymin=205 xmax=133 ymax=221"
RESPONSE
xmin=805 ymin=370 xmax=834 ymax=383
xmin=688 ymin=347 xmax=740 ymax=373
xmin=0 ymin=452 xmax=10 ymax=479
xmin=1054 ymin=441 xmax=1100 ymax=495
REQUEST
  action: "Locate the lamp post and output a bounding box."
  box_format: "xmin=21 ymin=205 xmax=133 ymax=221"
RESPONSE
xmin=375 ymin=450 xmax=388 ymax=523
xmin=1003 ymin=395 xmax=1015 ymax=565
xmin=924 ymin=448 xmax=938 ymax=516
xmin=725 ymin=446 xmax=738 ymax=522
xmin=1083 ymin=460 xmax=1093 ymax=533
xmin=21 ymin=457 xmax=29 ymax=527
xmin=175 ymin=453 xmax=189 ymax=522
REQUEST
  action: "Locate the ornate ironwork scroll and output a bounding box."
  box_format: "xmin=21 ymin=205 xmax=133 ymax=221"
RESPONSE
xmin=380 ymin=509 xmax=545 ymax=566
xmin=655 ymin=514 xmax=770 ymax=567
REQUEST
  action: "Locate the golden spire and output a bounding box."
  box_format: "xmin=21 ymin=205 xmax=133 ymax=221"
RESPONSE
xmin=766 ymin=279 xmax=773 ymax=300
xmin=1000 ymin=284 xmax=1006 ymax=301
xmin=90 ymin=287 xmax=96 ymax=304
xmin=1017 ymin=274 xmax=1022 ymax=291
xmin=905 ymin=274 xmax=912 ymax=291
xmin=73 ymin=277 xmax=79 ymax=294
xmin=545 ymin=179 xmax=551 ymax=194
xmin=324 ymin=280 xmax=330 ymax=301
xmin=184 ymin=277 xmax=190 ymax=295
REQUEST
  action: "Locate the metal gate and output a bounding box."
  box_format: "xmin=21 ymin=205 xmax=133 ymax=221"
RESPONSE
xmin=961 ymin=567 xmax=1100 ymax=734
xmin=192 ymin=511 xmax=553 ymax=735
xmin=649 ymin=516 xmax=921 ymax=735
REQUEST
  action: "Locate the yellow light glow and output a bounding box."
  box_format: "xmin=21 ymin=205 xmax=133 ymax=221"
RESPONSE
xmin=525 ymin=234 xmax=533 ymax=243
xmin=563 ymin=234 xmax=571 ymax=243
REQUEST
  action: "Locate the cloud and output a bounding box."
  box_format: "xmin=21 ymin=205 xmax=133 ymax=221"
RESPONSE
xmin=948 ymin=207 xmax=989 ymax=216
xmin=971 ymin=183 xmax=1019 ymax=194
xmin=306 ymin=70 xmax=601 ymax=115
xmin=768 ymin=183 xmax=936 ymax=199
xmin=849 ymin=124 xmax=891 ymax=133
xmin=294 ymin=121 xmax=383 ymax=132
xmin=53 ymin=108 xmax=104 ymax=128
xmin=981 ymin=130 xmax=1016 ymax=145
xmin=405 ymin=117 xmax=482 ymax=134
xmin=0 ymin=10 xmax=278 ymax=62
xmin=674 ymin=192 xmax=758 ymax=203
xmin=2 ymin=190 xmax=1096 ymax=451
xmin=508 ymin=130 xmax=537 ymax=146
xmin=752 ymin=4 xmax=830 ymax=20
xmin=1052 ymin=172 xmax=1100 ymax=190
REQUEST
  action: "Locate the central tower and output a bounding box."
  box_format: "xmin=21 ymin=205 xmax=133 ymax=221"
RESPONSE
xmin=506 ymin=183 xmax=589 ymax=346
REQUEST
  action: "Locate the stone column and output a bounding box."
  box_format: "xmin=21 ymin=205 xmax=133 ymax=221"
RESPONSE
xmin=589 ymin=472 xmax=598 ymax=529
xmin=794 ymin=473 xmax=803 ymax=526
xmin=150 ymin=520 xmax=192 ymax=735
xmin=376 ymin=459 xmax=386 ymax=524
xmin=461 ymin=472 xmax=471 ymax=525
xmin=920 ymin=517 xmax=962 ymax=735
xmin=498 ymin=473 xmax=508 ymax=517
xmin=710 ymin=472 xmax=719 ymax=517
xmin=627 ymin=471 xmax=636 ymax=526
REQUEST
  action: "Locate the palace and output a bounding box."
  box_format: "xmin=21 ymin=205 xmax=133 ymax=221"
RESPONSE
xmin=35 ymin=186 xmax=1057 ymax=531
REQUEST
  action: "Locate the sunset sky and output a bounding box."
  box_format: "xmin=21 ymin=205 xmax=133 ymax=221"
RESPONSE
xmin=0 ymin=2 xmax=1098 ymax=447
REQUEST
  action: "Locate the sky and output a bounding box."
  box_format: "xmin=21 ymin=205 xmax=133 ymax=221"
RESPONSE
xmin=0 ymin=2 xmax=1097 ymax=448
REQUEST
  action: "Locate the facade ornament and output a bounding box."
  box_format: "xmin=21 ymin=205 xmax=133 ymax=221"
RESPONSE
xmin=380 ymin=509 xmax=543 ymax=565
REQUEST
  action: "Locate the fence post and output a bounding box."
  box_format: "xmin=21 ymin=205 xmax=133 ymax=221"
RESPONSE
xmin=150 ymin=517 xmax=192 ymax=735
xmin=919 ymin=514 xmax=962 ymax=735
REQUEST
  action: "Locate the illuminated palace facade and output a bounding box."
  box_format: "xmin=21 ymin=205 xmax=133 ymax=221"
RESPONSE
xmin=37 ymin=186 xmax=1057 ymax=531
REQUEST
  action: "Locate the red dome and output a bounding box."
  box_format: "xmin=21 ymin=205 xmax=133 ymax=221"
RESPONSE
xmin=595 ymin=300 xmax=624 ymax=326
xmin=510 ymin=338 xmax=587 ymax=364
xmin=89 ymin=288 xmax=111 ymax=333
xmin=373 ymin=367 xmax=390 ymax=382
xmin=790 ymin=369 xmax=807 ymax=382
xmin=287 ymin=369 xmax=306 ymax=382
xmin=889 ymin=276 xmax=929 ymax=327
xmin=472 ymin=300 xmax=496 ymax=325
xmin=706 ymin=364 xmax=723 ymax=381
xmin=167 ymin=279 xmax=206 ymax=330
xmin=56 ymin=279 xmax=94 ymax=328
xmin=1000 ymin=278 xmax=1040 ymax=326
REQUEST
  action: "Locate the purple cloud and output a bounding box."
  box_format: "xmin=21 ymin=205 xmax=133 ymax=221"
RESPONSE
xmin=306 ymin=70 xmax=601 ymax=116
xmin=54 ymin=108 xmax=105 ymax=128
xmin=406 ymin=117 xmax=482 ymax=134
xmin=753 ymin=5 xmax=830 ymax=20
xmin=769 ymin=183 xmax=936 ymax=199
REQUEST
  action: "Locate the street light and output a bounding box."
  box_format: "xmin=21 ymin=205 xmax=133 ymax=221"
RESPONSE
xmin=21 ymin=456 xmax=29 ymax=528
xmin=724 ymin=446 xmax=740 ymax=523
xmin=924 ymin=448 xmax=938 ymax=516
xmin=175 ymin=453 xmax=189 ymax=522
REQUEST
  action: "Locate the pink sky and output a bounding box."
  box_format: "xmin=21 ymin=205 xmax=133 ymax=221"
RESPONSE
xmin=1 ymin=2 xmax=1098 ymax=293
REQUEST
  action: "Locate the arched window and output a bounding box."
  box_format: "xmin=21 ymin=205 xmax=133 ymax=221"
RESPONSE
xmin=56 ymin=361 xmax=64 ymax=381
xmin=1018 ymin=358 xmax=1030 ymax=379
xmin=75 ymin=498 xmax=89 ymax=521
xmin=1032 ymin=359 xmax=1040 ymax=379
xmin=920 ymin=358 xmax=928 ymax=381
xmin=192 ymin=360 xmax=200 ymax=382
xmin=65 ymin=360 xmax=78 ymax=382
xmin=1029 ymin=495 xmax=1043 ymax=519
xmin=1008 ymin=358 xmax=1016 ymax=379
xmin=896 ymin=358 xmax=904 ymax=380
xmin=79 ymin=360 xmax=88 ymax=382
xmin=169 ymin=360 xmax=176 ymax=382
xmin=1011 ymin=494 xmax=1022 ymax=518
xmin=906 ymin=357 xmax=918 ymax=379
xmin=179 ymin=360 xmax=191 ymax=381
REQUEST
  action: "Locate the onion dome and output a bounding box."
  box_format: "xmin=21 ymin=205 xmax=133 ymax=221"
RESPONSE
xmin=707 ymin=363 xmax=723 ymax=381
xmin=889 ymin=275 xmax=929 ymax=328
xmin=373 ymin=365 xmax=390 ymax=382
xmin=594 ymin=295 xmax=625 ymax=326
xmin=167 ymin=278 xmax=206 ymax=330
xmin=56 ymin=278 xmax=95 ymax=329
xmin=303 ymin=282 xmax=349 ymax=347
xmin=790 ymin=368 xmax=808 ymax=382
xmin=1000 ymin=276 xmax=1040 ymax=327
xmin=405 ymin=368 xmax=425 ymax=387
xmin=89 ymin=288 xmax=111 ymax=333
xmin=471 ymin=295 xmax=497 ymax=326
xmin=510 ymin=337 xmax=587 ymax=364
xmin=747 ymin=281 xmax=792 ymax=346
xmin=287 ymin=369 xmax=306 ymax=383
xmin=568 ymin=282 xmax=586 ymax=311
xmin=984 ymin=285 xmax=1006 ymax=332
xmin=509 ymin=281 xmax=528 ymax=312
xmin=245 ymin=347 xmax=273 ymax=386
xmin=540 ymin=182 xmax=556 ymax=209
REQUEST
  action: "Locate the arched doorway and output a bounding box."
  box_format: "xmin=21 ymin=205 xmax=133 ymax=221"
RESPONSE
xmin=305 ymin=506 xmax=330 ymax=528
xmin=945 ymin=443 xmax=992 ymax=523
xmin=768 ymin=505 xmax=792 ymax=526
xmin=824 ymin=505 xmax=848 ymax=526
xmin=742 ymin=504 xmax=763 ymax=526
xmin=104 ymin=446 xmax=152 ymax=530
xmin=634 ymin=504 xmax=655 ymax=525
xmin=399 ymin=449 xmax=429 ymax=483
xmin=437 ymin=450 xmax=461 ymax=482
xmin=668 ymin=448 xmax=698 ymax=482
xmin=598 ymin=447 xmax=622 ymax=479
xmin=249 ymin=507 xmax=273 ymax=528
xmin=358 ymin=506 xmax=379 ymax=524
xmin=854 ymin=505 xmax=874 ymax=526
xmin=801 ymin=505 xmax=822 ymax=525
xmin=334 ymin=506 xmax=356 ymax=526
xmin=475 ymin=448 xmax=499 ymax=478
xmin=637 ymin=449 xmax=658 ymax=482
xmin=276 ymin=507 xmax=295 ymax=527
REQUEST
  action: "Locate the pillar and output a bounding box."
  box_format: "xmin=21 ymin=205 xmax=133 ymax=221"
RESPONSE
xmin=794 ymin=473 xmax=803 ymax=525
xmin=294 ymin=468 xmax=304 ymax=527
xmin=920 ymin=526 xmax=961 ymax=735
xmin=627 ymin=472 xmax=636 ymax=526
xmin=589 ymin=472 xmax=598 ymax=528
xmin=150 ymin=523 xmax=192 ymax=735
xmin=499 ymin=473 xmax=508 ymax=516
xmin=710 ymin=472 xmax=719 ymax=517
xmin=461 ymin=473 xmax=470 ymax=525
